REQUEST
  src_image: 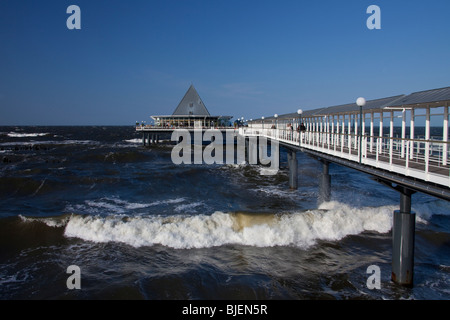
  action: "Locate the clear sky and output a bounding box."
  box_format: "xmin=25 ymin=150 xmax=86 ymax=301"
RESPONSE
xmin=1 ymin=0 xmax=449 ymax=125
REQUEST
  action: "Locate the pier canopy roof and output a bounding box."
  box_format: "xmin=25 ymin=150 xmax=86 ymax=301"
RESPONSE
xmin=315 ymin=95 xmax=406 ymax=116
xmin=150 ymin=85 xmax=232 ymax=127
xmin=250 ymin=86 xmax=450 ymax=122
xmin=390 ymin=86 xmax=450 ymax=108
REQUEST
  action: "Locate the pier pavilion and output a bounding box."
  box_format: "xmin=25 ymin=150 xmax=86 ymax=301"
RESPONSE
xmin=136 ymin=84 xmax=233 ymax=145
xmin=143 ymin=84 xmax=232 ymax=129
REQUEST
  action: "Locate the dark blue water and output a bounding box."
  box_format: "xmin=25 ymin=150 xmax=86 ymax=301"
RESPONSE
xmin=0 ymin=126 xmax=449 ymax=299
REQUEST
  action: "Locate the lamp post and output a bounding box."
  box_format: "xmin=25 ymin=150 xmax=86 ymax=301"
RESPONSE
xmin=262 ymin=116 xmax=265 ymax=130
xmin=274 ymin=114 xmax=278 ymax=139
xmin=297 ymin=109 xmax=303 ymax=125
xmin=356 ymin=97 xmax=366 ymax=164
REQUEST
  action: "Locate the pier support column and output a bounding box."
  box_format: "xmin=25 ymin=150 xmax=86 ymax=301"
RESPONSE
xmin=287 ymin=149 xmax=298 ymax=189
xmin=392 ymin=187 xmax=416 ymax=286
xmin=319 ymin=160 xmax=331 ymax=203
xmin=248 ymin=136 xmax=258 ymax=165
xmin=245 ymin=137 xmax=249 ymax=163
xmin=142 ymin=132 xmax=146 ymax=146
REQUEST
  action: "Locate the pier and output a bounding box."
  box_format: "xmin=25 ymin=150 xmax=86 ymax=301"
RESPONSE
xmin=137 ymin=85 xmax=450 ymax=287
xmin=243 ymin=86 xmax=450 ymax=286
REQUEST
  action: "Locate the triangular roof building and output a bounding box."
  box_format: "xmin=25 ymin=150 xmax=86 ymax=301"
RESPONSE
xmin=149 ymin=85 xmax=232 ymax=128
xmin=172 ymin=85 xmax=210 ymax=116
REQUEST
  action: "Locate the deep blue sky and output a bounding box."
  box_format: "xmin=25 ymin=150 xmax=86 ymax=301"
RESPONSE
xmin=1 ymin=0 xmax=449 ymax=125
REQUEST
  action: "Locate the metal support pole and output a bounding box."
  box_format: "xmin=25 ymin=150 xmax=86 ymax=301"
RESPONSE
xmin=319 ymin=160 xmax=331 ymax=204
xmin=142 ymin=132 xmax=146 ymax=146
xmin=359 ymin=106 xmax=363 ymax=163
xmin=392 ymin=187 xmax=416 ymax=286
xmin=287 ymin=150 xmax=298 ymax=190
xmin=245 ymin=137 xmax=249 ymax=163
xmin=248 ymin=136 xmax=258 ymax=165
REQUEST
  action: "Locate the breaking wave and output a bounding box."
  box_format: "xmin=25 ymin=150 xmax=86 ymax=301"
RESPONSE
xmin=62 ymin=201 xmax=395 ymax=249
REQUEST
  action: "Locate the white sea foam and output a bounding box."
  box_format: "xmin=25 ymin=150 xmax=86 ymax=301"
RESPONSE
xmin=123 ymin=138 xmax=142 ymax=144
xmin=65 ymin=197 xmax=187 ymax=215
xmin=254 ymin=185 xmax=298 ymax=198
xmin=174 ymin=201 xmax=204 ymax=213
xmin=0 ymin=140 xmax=98 ymax=147
xmin=7 ymin=132 xmax=49 ymax=138
xmin=258 ymin=167 xmax=280 ymax=176
xmin=63 ymin=201 xmax=395 ymax=249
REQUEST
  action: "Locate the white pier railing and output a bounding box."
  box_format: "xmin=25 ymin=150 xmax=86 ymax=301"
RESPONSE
xmin=242 ymin=126 xmax=450 ymax=188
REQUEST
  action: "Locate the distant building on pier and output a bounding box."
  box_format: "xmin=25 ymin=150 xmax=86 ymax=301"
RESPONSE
xmin=150 ymin=85 xmax=233 ymax=128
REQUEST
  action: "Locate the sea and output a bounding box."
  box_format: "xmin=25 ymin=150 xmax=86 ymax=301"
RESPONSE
xmin=0 ymin=126 xmax=449 ymax=300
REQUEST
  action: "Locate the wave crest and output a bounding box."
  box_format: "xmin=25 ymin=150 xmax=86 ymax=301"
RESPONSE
xmin=63 ymin=202 xmax=394 ymax=249
xmin=7 ymin=132 xmax=49 ymax=138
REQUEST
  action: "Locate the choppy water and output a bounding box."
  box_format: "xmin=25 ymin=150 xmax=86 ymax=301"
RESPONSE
xmin=0 ymin=126 xmax=449 ymax=299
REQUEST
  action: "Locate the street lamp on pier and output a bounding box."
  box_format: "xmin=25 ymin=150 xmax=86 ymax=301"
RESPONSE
xmin=356 ymin=97 xmax=366 ymax=164
xmin=274 ymin=114 xmax=279 ymax=139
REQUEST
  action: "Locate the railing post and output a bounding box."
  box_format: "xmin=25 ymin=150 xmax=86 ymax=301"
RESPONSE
xmin=410 ymin=108 xmax=415 ymax=160
xmin=355 ymin=112 xmax=359 ymax=151
xmin=370 ymin=112 xmax=374 ymax=153
xmin=376 ymin=138 xmax=379 ymax=163
xmin=379 ymin=111 xmax=384 ymax=155
xmin=389 ymin=111 xmax=394 ymax=166
xmin=425 ymin=106 xmax=430 ymax=175
xmin=359 ymin=107 xmax=363 ymax=163
xmin=401 ymin=109 xmax=406 ymax=158
xmin=405 ymin=140 xmax=410 ymax=170
xmin=443 ymin=104 xmax=448 ymax=166
xmin=312 ymin=119 xmax=315 ymax=146
xmin=348 ymin=114 xmax=352 ymax=151
xmin=329 ymin=116 xmax=333 ymax=150
xmin=334 ymin=122 xmax=338 ymax=153
xmin=341 ymin=116 xmax=345 ymax=153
